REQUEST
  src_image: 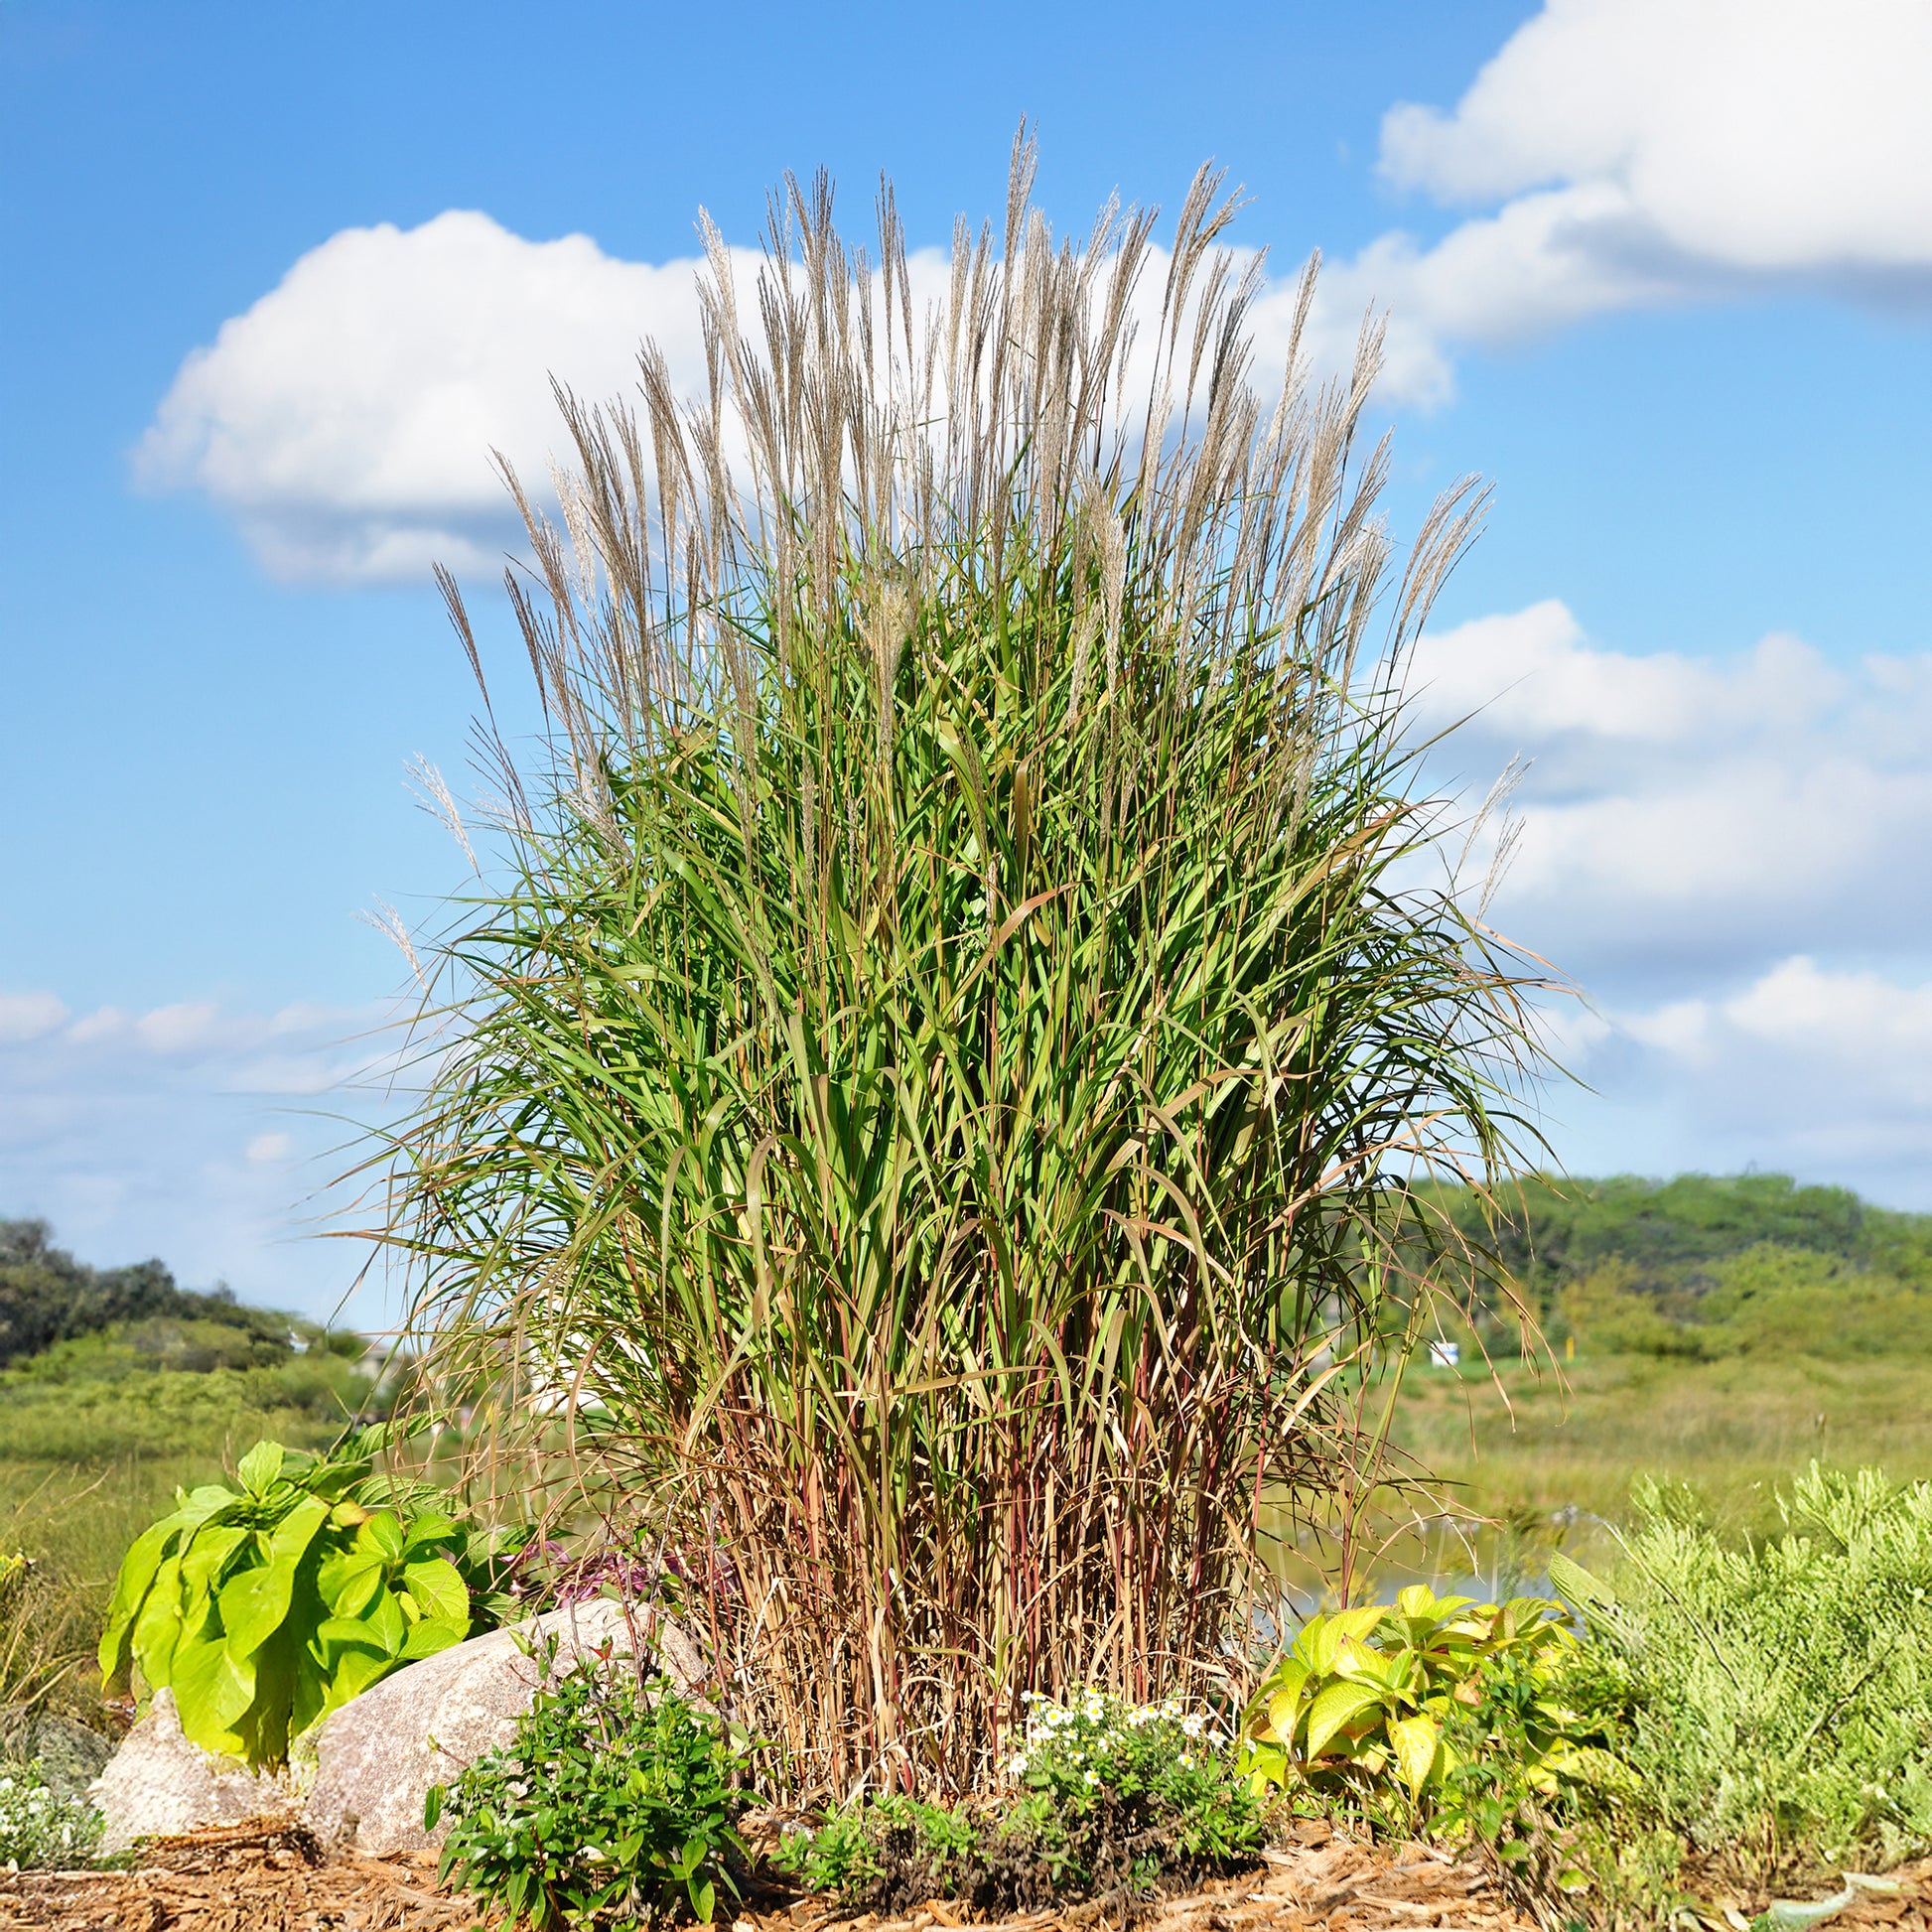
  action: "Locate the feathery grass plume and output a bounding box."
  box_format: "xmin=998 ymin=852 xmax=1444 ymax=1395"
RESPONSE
xmin=376 ymin=136 xmax=1557 ymax=1803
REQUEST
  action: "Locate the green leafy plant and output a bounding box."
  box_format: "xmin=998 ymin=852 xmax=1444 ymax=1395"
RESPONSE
xmin=1240 ymin=1587 xmax=1613 ymax=1824
xmin=775 ymin=1794 xmax=977 ymax=1912
xmin=1000 ymin=1690 xmax=1266 ymax=1896
xmin=0 ymin=1762 xmax=104 ymax=1869
xmin=427 ymin=1655 xmax=748 ymax=1929
xmin=779 ymin=1692 xmax=1264 ymax=1913
xmin=98 ymin=1434 xmax=524 ymax=1769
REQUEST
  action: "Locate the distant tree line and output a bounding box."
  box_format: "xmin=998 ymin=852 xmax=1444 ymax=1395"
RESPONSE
xmin=1409 ymin=1171 xmax=1932 ymax=1326
xmin=0 ymin=1219 xmax=302 ymax=1368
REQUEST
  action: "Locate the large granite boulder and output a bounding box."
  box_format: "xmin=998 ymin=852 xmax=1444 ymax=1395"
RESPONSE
xmin=87 ymin=1688 xmax=293 ymax=1853
xmin=304 ymin=1598 xmax=706 ymax=1858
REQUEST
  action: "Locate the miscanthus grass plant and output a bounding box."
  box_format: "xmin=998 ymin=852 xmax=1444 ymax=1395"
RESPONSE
xmin=373 ymin=140 xmax=1555 ymax=1804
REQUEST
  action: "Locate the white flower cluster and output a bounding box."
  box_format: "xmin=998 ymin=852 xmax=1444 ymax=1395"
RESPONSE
xmin=0 ymin=1768 xmax=104 ymax=1872
xmin=1003 ymin=1690 xmax=1232 ymax=1785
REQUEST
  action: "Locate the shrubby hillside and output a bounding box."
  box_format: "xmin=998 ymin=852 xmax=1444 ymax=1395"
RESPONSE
xmin=0 ymin=1218 xmax=303 ymax=1367
xmin=0 ymin=1220 xmax=383 ymax=1454
xmin=1416 ymin=1173 xmax=1932 ymax=1359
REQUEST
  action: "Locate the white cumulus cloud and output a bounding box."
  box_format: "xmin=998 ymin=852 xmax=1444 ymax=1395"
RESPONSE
xmin=1348 ymin=0 xmax=1932 ymax=392
xmin=137 ymin=211 xmax=742 ymax=584
xmin=1411 ymin=602 xmax=1932 ymax=983
xmin=1562 ymin=957 xmax=1932 ymax=1203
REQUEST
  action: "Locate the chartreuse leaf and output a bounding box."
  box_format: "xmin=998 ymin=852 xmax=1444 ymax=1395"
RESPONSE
xmin=129 ymin=1554 xmax=190 ymax=1687
xmin=402 ymin=1513 xmax=462 ymax=1555
xmin=400 ymin=1616 xmax=467 ymax=1662
xmin=357 ymin=1512 xmax=407 ymax=1563
xmin=317 ymin=1550 xmax=385 ymax=1618
xmin=172 ymin=1633 xmax=258 ymax=1755
xmin=1387 ymin=1714 xmax=1442 ymax=1796
xmin=99 ymin=1519 xmax=181 ymax=1684
xmin=1242 ymin=1738 xmax=1290 ymax=1795
xmin=178 ymin=1525 xmax=250 ymax=1601
xmin=1304 ymin=1679 xmax=1387 ymax=1760
xmin=236 ymin=1441 xmax=285 ymax=1496
xmin=401 ymin=1558 xmax=468 ymax=1625
xmin=1308 ymin=1604 xmax=1388 ymax=1675
xmin=218 ymin=1498 xmax=331 ymax=1658
xmin=1263 ymin=1658 xmax=1311 ymax=1739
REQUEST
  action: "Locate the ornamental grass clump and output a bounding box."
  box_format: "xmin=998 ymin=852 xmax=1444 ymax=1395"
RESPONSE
xmin=377 ymin=138 xmax=1554 ymax=1804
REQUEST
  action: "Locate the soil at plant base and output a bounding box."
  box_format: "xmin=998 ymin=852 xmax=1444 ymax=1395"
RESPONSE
xmin=3 ymin=1818 xmax=1927 ymax=1932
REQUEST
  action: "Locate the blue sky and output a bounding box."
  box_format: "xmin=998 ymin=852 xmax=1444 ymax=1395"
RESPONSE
xmin=3 ymin=0 xmax=1929 ymax=1318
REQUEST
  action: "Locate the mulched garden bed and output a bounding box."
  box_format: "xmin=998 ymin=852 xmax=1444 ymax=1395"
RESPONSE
xmin=5 ymin=1819 xmax=1927 ymax=1932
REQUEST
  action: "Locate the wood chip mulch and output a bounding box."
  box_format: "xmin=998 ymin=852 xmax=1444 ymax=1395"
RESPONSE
xmin=3 ymin=1819 xmax=1927 ymax=1932
xmin=0 ymin=1819 xmax=470 ymax=1931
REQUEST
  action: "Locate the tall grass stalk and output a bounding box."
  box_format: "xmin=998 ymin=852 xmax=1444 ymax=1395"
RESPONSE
xmin=376 ymin=141 xmax=1554 ymax=1802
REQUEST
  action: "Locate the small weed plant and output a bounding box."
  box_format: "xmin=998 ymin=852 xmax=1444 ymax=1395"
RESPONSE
xmin=0 ymin=1763 xmax=103 ymax=1869
xmin=428 ymin=1654 xmax=748 ymax=1930
xmin=780 ymin=1692 xmax=1264 ymax=1913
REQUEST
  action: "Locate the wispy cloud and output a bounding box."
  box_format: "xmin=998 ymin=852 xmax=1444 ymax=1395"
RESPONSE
xmin=0 ymin=991 xmax=405 ymax=1319
xmin=1556 ymin=957 xmax=1932 ymax=1205
xmin=1403 ymin=601 xmax=1932 ymax=1205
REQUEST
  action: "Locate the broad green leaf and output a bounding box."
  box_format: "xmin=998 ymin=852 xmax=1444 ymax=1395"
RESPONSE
xmin=401 ymin=1513 xmax=461 ymax=1554
xmin=1395 ymin=1585 xmax=1439 ymax=1619
xmin=99 ymin=1520 xmax=179 ymax=1683
xmin=361 ymin=1587 xmax=407 ymax=1655
xmin=178 ymin=1525 xmax=250 ymax=1599
xmin=213 ymin=1498 xmax=327 ymax=1659
xmin=1309 ymin=1604 xmax=1388 ymax=1675
xmin=316 ymin=1614 xmax=391 ymax=1653
xmin=271 ymin=1496 xmax=331 ymax=1569
xmin=1303 ymin=1679 xmax=1388 ymax=1760
xmin=1241 ymin=1740 xmax=1290 ymax=1795
xmin=400 ymin=1615 xmax=466 ymax=1662
xmin=172 ymin=1484 xmax=243 ymax=1535
xmin=401 ymin=1558 xmax=469 ymax=1627
xmin=171 ymin=1633 xmax=257 ymax=1754
xmin=317 ymin=1551 xmax=384 ymax=1618
xmin=129 ymin=1554 xmax=190 ymax=1688
xmin=217 ymin=1559 xmax=295 ymax=1659
xmin=1263 ymin=1659 xmax=1311 ymax=1739
xmin=236 ymin=1441 xmax=285 ymax=1496
xmin=356 ymin=1511 xmax=407 ymax=1564
xmin=1387 ymin=1714 xmax=1442 ymax=1796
